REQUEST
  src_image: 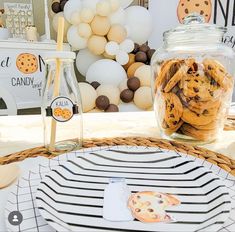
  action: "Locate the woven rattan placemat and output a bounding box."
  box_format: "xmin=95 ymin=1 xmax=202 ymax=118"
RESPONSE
xmin=0 ymin=137 xmax=234 ymax=176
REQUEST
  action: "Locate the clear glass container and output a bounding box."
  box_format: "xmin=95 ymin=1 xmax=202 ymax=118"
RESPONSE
xmin=42 ymin=51 xmax=83 ymax=153
xmin=151 ymin=14 xmax=235 ymax=144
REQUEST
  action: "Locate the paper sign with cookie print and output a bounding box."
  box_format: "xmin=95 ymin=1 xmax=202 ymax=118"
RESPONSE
xmin=16 ymin=53 xmax=38 ymax=74
xmin=177 ymin=0 xmax=212 ymax=23
xmin=50 ymin=97 xmax=74 ymax=123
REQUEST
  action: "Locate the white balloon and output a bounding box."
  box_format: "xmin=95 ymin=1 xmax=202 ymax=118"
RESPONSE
xmin=125 ymin=6 xmax=153 ymax=44
xmin=76 ymin=49 xmax=102 ymax=76
xmin=120 ymin=39 xmax=134 ymax=53
xmin=109 ymin=7 xmax=126 ymax=25
xmin=67 ymin=25 xmax=88 ymax=50
xmin=82 ymin=0 xmax=100 ymax=12
xmin=119 ymin=0 xmax=134 ymax=8
xmin=64 ymin=0 xmax=82 ymax=24
xmin=86 ymin=59 xmax=127 ymax=86
xmin=116 ymin=50 xmax=129 ymax=65
xmin=105 ymin=41 xmax=119 ymax=56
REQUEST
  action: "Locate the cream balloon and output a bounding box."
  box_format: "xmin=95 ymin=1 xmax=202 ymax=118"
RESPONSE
xmin=134 ymin=65 xmax=151 ymax=87
xmin=90 ymin=15 xmax=111 ymax=36
xmin=88 ymin=35 xmax=107 ymax=55
xmin=80 ymin=7 xmax=95 ymax=23
xmin=67 ymin=25 xmax=88 ymax=50
xmin=125 ymin=6 xmax=153 ymax=44
xmin=109 ymin=7 xmax=126 ymax=25
xmin=70 ymin=11 xmax=81 ymax=25
xmin=86 ymin=59 xmax=127 ymax=86
xmin=64 ymin=0 xmax=82 ymax=24
xmin=107 ymin=24 xmax=127 ymax=43
xmin=78 ymin=82 xmax=97 ymax=112
xmin=76 ymin=49 xmax=102 ymax=76
xmin=109 ymin=0 xmax=120 ymax=12
xmin=119 ymin=0 xmax=134 ymax=8
xmin=134 ymin=86 xmax=153 ymax=110
xmin=96 ymin=0 xmax=112 ymax=16
xmin=81 ymin=0 xmax=100 ymax=12
xmin=96 ymin=84 xmax=120 ymax=105
xmin=78 ymin=23 xmax=92 ymax=38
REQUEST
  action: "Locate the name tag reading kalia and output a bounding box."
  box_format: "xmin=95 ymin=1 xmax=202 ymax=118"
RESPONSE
xmin=103 ymin=178 xmax=134 ymax=222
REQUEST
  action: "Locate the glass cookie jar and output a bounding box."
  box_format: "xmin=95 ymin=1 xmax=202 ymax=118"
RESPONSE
xmin=151 ymin=14 xmax=235 ymax=143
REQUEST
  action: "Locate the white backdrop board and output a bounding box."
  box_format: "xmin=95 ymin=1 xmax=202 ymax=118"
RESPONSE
xmin=0 ymin=41 xmax=70 ymax=115
xmin=149 ymin=0 xmax=235 ymax=50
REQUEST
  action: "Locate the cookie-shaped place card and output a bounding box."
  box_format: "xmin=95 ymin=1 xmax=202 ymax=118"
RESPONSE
xmin=128 ymin=191 xmax=180 ymax=223
xmin=177 ymin=0 xmax=212 ymax=23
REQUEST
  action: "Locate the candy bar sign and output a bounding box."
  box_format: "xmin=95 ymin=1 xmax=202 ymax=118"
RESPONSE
xmin=0 ymin=50 xmax=45 ymax=110
xmin=149 ymin=0 xmax=235 ymax=50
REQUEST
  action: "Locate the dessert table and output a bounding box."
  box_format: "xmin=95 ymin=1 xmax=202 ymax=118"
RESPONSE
xmin=1 ymin=112 xmax=235 ymax=232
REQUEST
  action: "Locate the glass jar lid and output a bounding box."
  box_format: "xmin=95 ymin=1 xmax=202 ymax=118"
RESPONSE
xmin=163 ymin=13 xmax=227 ymax=45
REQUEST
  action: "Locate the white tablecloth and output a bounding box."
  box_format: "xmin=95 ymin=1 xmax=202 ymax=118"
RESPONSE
xmin=0 ymin=112 xmax=235 ymax=159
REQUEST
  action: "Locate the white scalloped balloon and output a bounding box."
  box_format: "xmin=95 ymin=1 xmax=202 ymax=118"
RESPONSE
xmin=67 ymin=25 xmax=88 ymax=50
xmin=125 ymin=6 xmax=153 ymax=44
xmin=64 ymin=0 xmax=83 ymax=24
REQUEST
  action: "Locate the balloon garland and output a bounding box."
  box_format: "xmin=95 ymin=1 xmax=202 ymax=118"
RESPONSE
xmin=51 ymin=0 xmax=155 ymax=113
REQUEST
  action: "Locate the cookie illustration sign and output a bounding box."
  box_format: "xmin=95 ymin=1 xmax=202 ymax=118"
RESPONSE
xmin=0 ymin=42 xmax=70 ymax=115
xmin=0 ymin=49 xmax=44 ymax=112
xmin=149 ymin=0 xmax=235 ymax=50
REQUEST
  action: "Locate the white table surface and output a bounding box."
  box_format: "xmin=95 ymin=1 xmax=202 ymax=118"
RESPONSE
xmin=1 ymin=111 xmax=235 ymax=231
xmin=0 ymin=112 xmax=235 ymax=159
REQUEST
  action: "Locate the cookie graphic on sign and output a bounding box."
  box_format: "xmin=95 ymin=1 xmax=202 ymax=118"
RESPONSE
xmin=62 ymin=108 xmax=72 ymax=120
xmin=177 ymin=0 xmax=212 ymax=23
xmin=16 ymin=53 xmax=38 ymax=74
xmin=53 ymin=107 xmax=63 ymax=117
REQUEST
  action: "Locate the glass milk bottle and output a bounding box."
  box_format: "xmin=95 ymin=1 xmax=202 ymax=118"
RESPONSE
xmin=42 ymin=51 xmax=82 ymax=153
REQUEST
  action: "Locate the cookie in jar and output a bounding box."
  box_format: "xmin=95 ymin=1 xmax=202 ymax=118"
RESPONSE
xmin=151 ymin=14 xmax=235 ymax=143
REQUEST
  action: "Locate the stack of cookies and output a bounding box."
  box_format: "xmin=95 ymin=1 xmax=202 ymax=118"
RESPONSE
xmin=154 ymin=58 xmax=233 ymax=141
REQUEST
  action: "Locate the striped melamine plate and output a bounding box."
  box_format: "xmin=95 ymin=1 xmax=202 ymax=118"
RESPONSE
xmin=36 ymin=147 xmax=231 ymax=232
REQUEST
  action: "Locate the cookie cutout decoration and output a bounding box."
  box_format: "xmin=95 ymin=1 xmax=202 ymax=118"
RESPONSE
xmin=177 ymin=0 xmax=212 ymax=23
xmin=16 ymin=53 xmax=38 ymax=74
xmin=128 ymin=191 xmax=180 ymax=223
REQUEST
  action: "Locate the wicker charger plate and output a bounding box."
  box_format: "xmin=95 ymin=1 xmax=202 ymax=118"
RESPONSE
xmin=0 ymin=137 xmax=235 ymax=176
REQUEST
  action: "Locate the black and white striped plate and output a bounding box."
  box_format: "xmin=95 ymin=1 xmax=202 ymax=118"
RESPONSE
xmin=36 ymin=146 xmax=231 ymax=232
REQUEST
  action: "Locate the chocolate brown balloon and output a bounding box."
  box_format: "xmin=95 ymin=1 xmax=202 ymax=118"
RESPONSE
xmin=135 ymin=51 xmax=148 ymax=63
xmin=96 ymin=95 xmax=110 ymax=110
xmin=105 ymin=104 xmax=119 ymax=112
xmin=120 ymin=89 xmax=134 ymax=103
xmin=139 ymin=44 xmax=150 ymax=53
xmin=60 ymin=0 xmax=68 ymax=11
xmin=147 ymin=49 xmax=156 ymax=60
xmin=52 ymin=2 xmax=61 ymax=13
xmin=91 ymin=81 xmax=100 ymax=89
xmin=133 ymin=43 xmax=140 ymax=54
xmin=127 ymin=77 xmax=141 ymax=91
